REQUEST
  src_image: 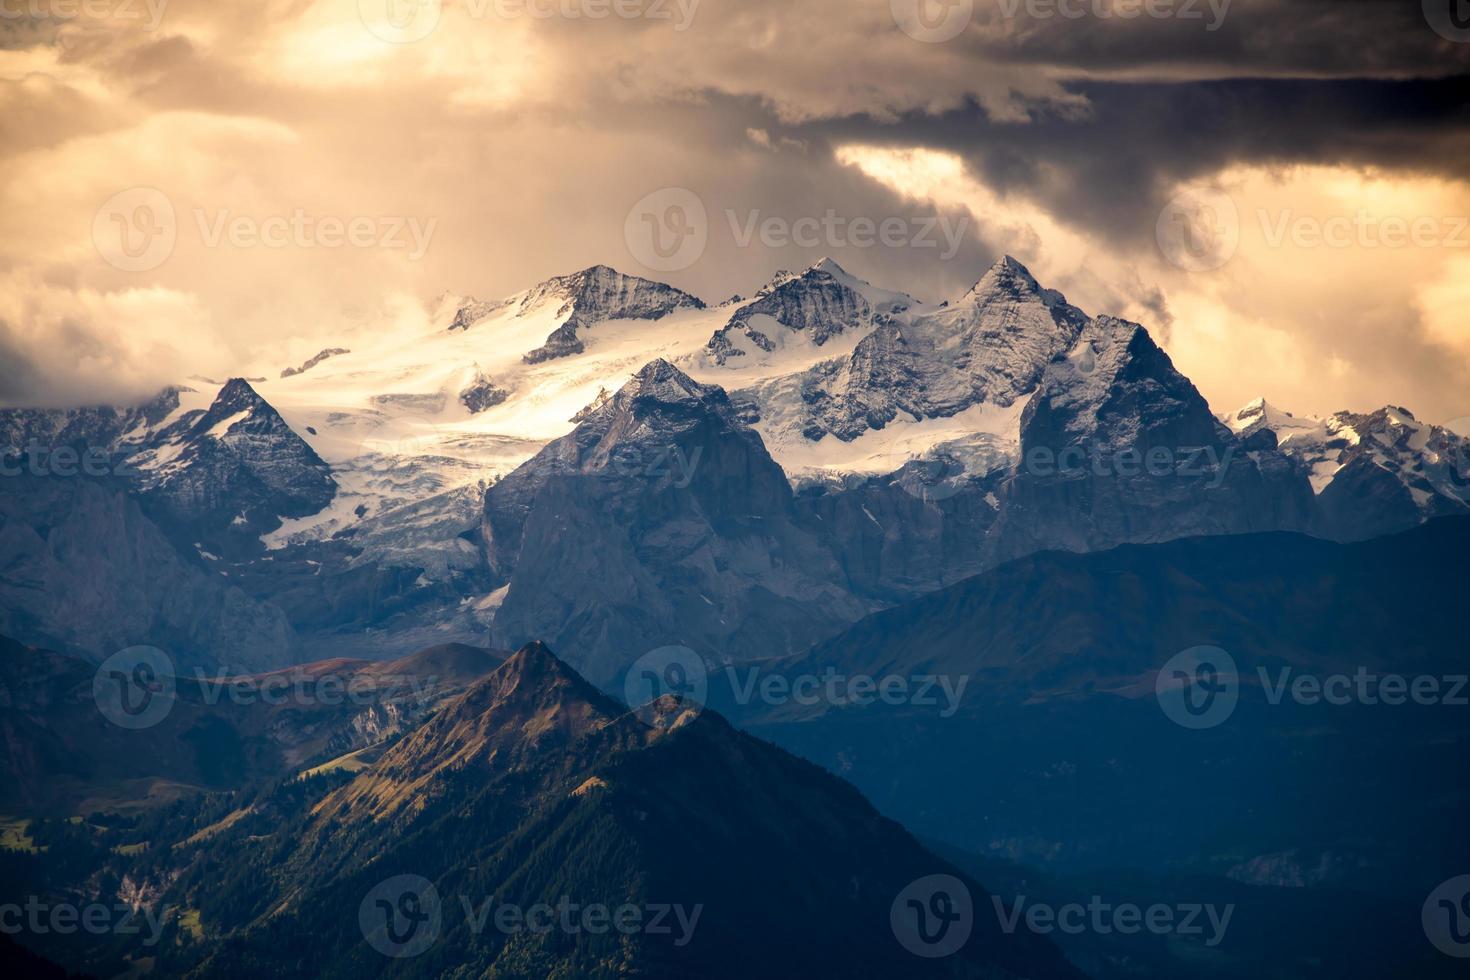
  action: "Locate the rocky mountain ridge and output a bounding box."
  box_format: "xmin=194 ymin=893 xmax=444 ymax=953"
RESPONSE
xmin=2 ymin=256 xmax=1465 ymax=674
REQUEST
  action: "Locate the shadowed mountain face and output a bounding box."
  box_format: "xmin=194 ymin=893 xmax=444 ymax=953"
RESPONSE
xmin=719 ymin=518 xmax=1470 ymax=906
xmin=0 ymin=474 xmax=298 ymax=673
xmin=1 ymin=260 xmax=1462 ymax=683
xmin=483 ymin=361 xmax=870 ymax=684
xmin=479 ymin=324 xmax=1316 ymax=685
xmin=128 ymin=378 xmax=337 ymax=543
xmin=989 ymin=315 xmax=1316 ymax=562
xmin=12 ymin=644 xmax=1082 ymax=980
xmin=2 ymin=256 xmax=1468 ymax=979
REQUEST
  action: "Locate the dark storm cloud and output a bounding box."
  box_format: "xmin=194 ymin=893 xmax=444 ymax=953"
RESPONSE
xmin=2 ymin=0 xmax=1467 ymax=417
xmin=963 ymin=0 xmax=1470 ymax=79
xmin=805 ymin=74 xmax=1470 ymax=252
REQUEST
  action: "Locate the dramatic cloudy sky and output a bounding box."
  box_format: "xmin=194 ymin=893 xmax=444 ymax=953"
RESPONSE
xmin=2 ymin=0 xmax=1468 ymax=422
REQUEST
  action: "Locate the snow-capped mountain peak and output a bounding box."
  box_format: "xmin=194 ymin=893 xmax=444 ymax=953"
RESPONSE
xmin=961 ymin=254 xmax=1074 ymax=316
xmin=1223 ymin=396 xmax=1323 ymax=442
xmin=5 ymin=254 xmax=1466 ymax=679
xmin=518 ymin=264 xmax=702 ymax=319
xmin=445 ymin=264 xmax=705 ymax=362
xmin=124 ymin=378 xmax=337 ymax=539
xmin=967 ymin=253 xmax=1036 ymax=293
xmin=1223 ymin=397 xmax=1470 ymax=528
xmin=514 ymin=265 xmax=706 ymax=363
xmin=702 ymin=258 xmax=919 ymax=368
xmin=609 ymin=358 xmax=729 ymax=418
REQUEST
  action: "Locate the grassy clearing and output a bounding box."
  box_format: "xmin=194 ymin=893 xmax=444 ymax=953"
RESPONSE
xmin=178 ymin=908 xmax=203 ymax=940
xmin=0 ymin=815 xmax=38 ymax=852
xmin=298 ymin=745 xmax=378 ymax=780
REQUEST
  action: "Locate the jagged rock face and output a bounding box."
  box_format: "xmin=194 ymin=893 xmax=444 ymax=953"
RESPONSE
xmin=6 ymin=254 xmax=1464 ymax=690
xmin=1311 ymin=410 xmax=1470 ymax=540
xmin=280 ymin=347 xmax=350 ymax=378
xmin=446 ymin=296 xmax=509 ymax=331
xmin=753 ymin=256 xmax=1088 ymax=442
xmin=0 ymin=386 xmax=183 ymax=457
xmin=482 ymin=360 xmax=754 ymax=578
xmin=131 ymin=378 xmax=337 ymax=542
xmin=0 ymin=381 xmax=475 ymax=666
xmin=782 ymin=298 xmax=1310 ymax=596
xmin=1222 ymin=400 xmax=1470 ymax=541
xmin=316 ymin=642 xmax=634 ymax=823
xmin=991 ymin=316 xmax=1315 ymax=560
xmin=704 ymin=266 xmax=878 ymax=364
xmin=0 ymin=474 xmax=295 ymax=671
xmin=458 ymin=369 xmax=510 ymax=413
xmin=793 ymin=476 xmax=1005 ymax=600
xmin=3 ymin=380 xmax=339 ymax=548
xmin=483 ymin=361 xmax=869 ymax=684
xmin=519 ymin=264 xmax=705 ymax=363
xmin=569 ymin=385 xmax=611 ymax=422
xmin=475 ymin=263 xmax=1340 ymax=680
xmin=446 ymin=265 xmax=703 ymax=360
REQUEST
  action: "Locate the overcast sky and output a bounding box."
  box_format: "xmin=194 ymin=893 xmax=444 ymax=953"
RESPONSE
xmin=2 ymin=0 xmax=1468 ymax=423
